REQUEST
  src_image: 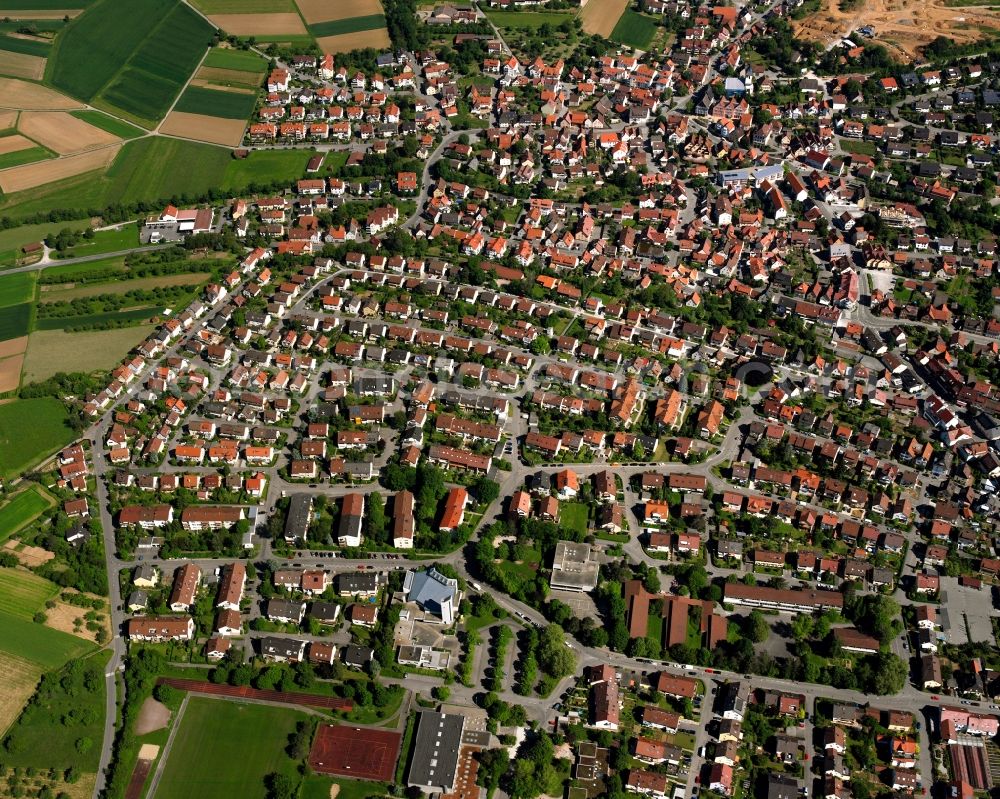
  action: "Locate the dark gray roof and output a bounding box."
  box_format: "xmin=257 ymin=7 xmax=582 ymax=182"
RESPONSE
xmin=408 ymin=711 xmax=466 ymax=791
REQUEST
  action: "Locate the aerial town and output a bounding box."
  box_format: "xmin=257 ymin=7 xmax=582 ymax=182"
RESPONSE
xmin=2 ymin=1 xmax=1000 ymax=799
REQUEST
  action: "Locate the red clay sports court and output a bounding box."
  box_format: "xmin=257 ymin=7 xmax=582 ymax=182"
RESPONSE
xmin=308 ymin=723 xmax=402 ymax=781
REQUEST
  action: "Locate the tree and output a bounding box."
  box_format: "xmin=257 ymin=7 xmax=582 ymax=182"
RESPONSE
xmin=746 ymin=610 xmax=770 ymax=643
xmin=536 ymin=624 xmax=575 ymax=678
xmin=367 ymin=492 xmax=387 ymax=543
xmin=473 ymin=476 xmax=501 ymax=505
xmin=265 ymin=772 xmax=297 ymax=799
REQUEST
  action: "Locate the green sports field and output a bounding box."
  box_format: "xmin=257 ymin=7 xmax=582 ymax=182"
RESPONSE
xmin=308 ymin=14 xmax=387 ymax=37
xmin=609 ymin=9 xmax=658 ymax=49
xmin=0 ymin=398 xmax=75 ymax=479
xmin=0 ymin=567 xmax=59 ymax=619
xmin=0 ymin=272 xmax=36 ymax=308
xmin=0 ymin=486 xmax=52 ymax=543
xmin=0 ymin=610 xmax=95 ymax=668
xmin=154 ymin=698 xmax=311 ymax=799
xmin=175 ymin=86 xmax=257 ymax=120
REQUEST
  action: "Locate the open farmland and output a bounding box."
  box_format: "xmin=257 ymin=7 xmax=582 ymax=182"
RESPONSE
xmin=296 ymin=0 xmax=384 ymax=22
xmin=21 ymin=323 xmax=155 ymax=383
xmin=579 ymin=0 xmax=631 ymax=37
xmin=0 ymin=271 xmax=35 ymax=306
xmin=70 ymin=110 xmax=145 ymax=139
xmin=49 ymin=0 xmax=214 ymax=124
xmin=0 ymin=487 xmax=52 ymax=543
xmin=154 ymin=698 xmax=312 ymax=799
xmin=202 ymin=46 xmax=268 ymax=72
xmin=43 ymin=270 xmax=209 ymax=300
xmin=207 ymin=12 xmax=307 ymax=35
xmin=175 ymin=86 xmax=256 ymax=118
xmin=158 ymin=112 xmax=247 ymax=146
xmin=0 ymin=48 xmax=45 ymax=79
xmin=0 ymin=651 xmax=41 ymax=737
xmin=0 ymin=0 xmax=92 ymax=8
xmin=0 ymin=301 xmax=31 ymax=341
xmin=18 ymin=110 xmax=120 ymax=154
xmin=0 ymin=142 xmax=118 ymax=192
xmin=0 ymin=133 xmax=37 ymax=155
xmin=316 ymin=28 xmax=392 ymax=52
xmin=192 ymin=0 xmax=296 ymax=10
xmin=0 ymin=77 xmax=80 ymax=109
xmin=0 ymin=398 xmax=74 ymax=478
xmin=0 ymin=34 xmax=50 ymax=57
xmin=0 ymin=353 xmax=22 ymax=390
xmin=192 ymin=66 xmax=263 ymax=91
xmin=0 ymin=144 xmax=50 ymax=169
xmin=309 ymin=13 xmax=387 ymax=37
xmin=0 ymin=566 xmax=58 ymax=618
xmin=0 ymin=610 xmax=94 ymax=667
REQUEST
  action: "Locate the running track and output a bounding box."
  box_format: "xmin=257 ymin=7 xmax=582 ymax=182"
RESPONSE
xmin=157 ymin=678 xmax=354 ymax=711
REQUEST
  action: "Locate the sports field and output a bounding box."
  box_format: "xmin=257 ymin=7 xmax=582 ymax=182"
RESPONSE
xmin=0 ymin=566 xmax=59 ymax=618
xmin=154 ymin=698 xmax=312 ymax=799
xmin=0 ymin=397 xmax=74 ymax=478
xmin=21 ymin=324 xmax=156 ymax=383
xmin=609 ymin=9 xmax=657 ymax=48
xmin=0 ymin=609 xmax=94 ymax=668
xmin=0 ymin=486 xmax=53 ymax=543
xmin=309 ymin=724 xmax=402 ymax=781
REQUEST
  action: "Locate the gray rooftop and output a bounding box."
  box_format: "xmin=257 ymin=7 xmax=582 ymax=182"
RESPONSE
xmin=408 ymin=711 xmax=466 ymax=791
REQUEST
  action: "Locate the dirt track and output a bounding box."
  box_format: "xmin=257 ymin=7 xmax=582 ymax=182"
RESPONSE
xmin=793 ymin=0 xmax=1000 ymax=59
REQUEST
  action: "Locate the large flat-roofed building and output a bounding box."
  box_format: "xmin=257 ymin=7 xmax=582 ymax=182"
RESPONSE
xmin=284 ymin=494 xmax=313 ymax=543
xmin=402 ymin=568 xmax=459 ymax=624
xmin=407 ymin=711 xmax=465 ymax=793
xmin=723 ymin=583 xmax=843 ymax=613
xmin=549 ymin=540 xmax=600 ymax=592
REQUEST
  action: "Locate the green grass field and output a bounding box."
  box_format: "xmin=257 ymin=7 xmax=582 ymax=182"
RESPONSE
xmin=70 ymin=110 xmax=146 ymax=139
xmin=0 ymin=0 xmax=91 ymax=6
xmin=308 ymin=14 xmax=386 ymax=37
xmin=559 ymin=501 xmax=590 ymax=535
xmin=0 ymin=301 xmax=31 ymax=341
xmin=202 ymin=46 xmax=268 ymax=72
xmin=0 ymin=567 xmax=59 ymax=619
xmin=0 ymin=146 xmax=51 ymax=170
xmin=191 ymin=0 xmax=295 ymax=11
xmin=35 ymin=305 xmax=168 ymax=330
xmin=155 ymin=698 xmax=310 ymax=799
xmin=40 ymin=255 xmax=126 ymax=282
xmin=104 ymin=136 xmax=234 ymax=202
xmin=1 ymin=650 xmax=108 ymax=773
xmin=175 ymin=86 xmax=256 ymax=119
xmin=0 ymin=486 xmax=52 ymax=543
xmin=49 ymin=224 xmax=138 ymax=259
xmin=0 ymin=398 xmax=75 ymax=478
xmin=0 ymin=272 xmax=35 ymax=308
xmin=485 ymin=10 xmax=574 ymax=28
xmin=0 ymin=218 xmax=91 ymax=265
xmin=221 ymin=148 xmax=313 ymax=190
xmin=300 ymin=779 xmax=387 ymax=799
xmin=0 ymin=610 xmax=95 ymax=668
xmin=609 ymin=9 xmax=658 ymax=49
xmin=49 ymin=0 xmax=213 ymax=124
xmin=0 ymin=34 xmax=50 ymax=56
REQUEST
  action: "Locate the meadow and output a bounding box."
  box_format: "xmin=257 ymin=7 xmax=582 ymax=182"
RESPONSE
xmin=0 ymin=218 xmax=91 ymax=266
xmin=0 ymin=566 xmax=59 ymax=619
xmin=0 ymin=397 xmax=74 ymax=478
xmin=22 ymin=324 xmax=155 ymax=383
xmin=70 ymin=110 xmax=146 ymax=139
xmin=202 ymin=47 xmax=268 ymax=72
xmin=0 ymin=651 xmax=41 ymax=738
xmin=48 ymin=224 xmax=139 ymax=259
xmin=485 ymin=10 xmax=575 ymax=28
xmin=609 ymin=9 xmax=658 ymax=48
xmin=0 ymin=610 xmax=95 ymax=668
xmin=308 ymin=14 xmax=387 ymax=37
xmin=0 ymin=486 xmax=53 ymax=543
xmin=0 ymin=302 xmax=31 ymax=341
xmin=0 ymin=271 xmax=36 ymax=307
xmin=155 ymin=698 xmax=311 ymax=799
xmin=175 ymin=86 xmax=257 ymax=119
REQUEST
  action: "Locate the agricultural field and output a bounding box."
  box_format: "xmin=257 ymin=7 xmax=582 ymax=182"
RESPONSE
xmin=192 ymin=49 xmax=266 ymax=92
xmin=0 ymin=0 xmax=93 ymax=8
xmin=0 ymin=271 xmax=36 ymax=307
xmin=192 ymin=0 xmax=297 ymax=11
xmin=0 ymin=144 xmax=49 ymax=169
xmin=0 ymin=143 xmax=119 ymax=193
xmin=0 ymin=566 xmax=58 ymax=619
xmin=174 ymin=86 xmax=256 ymax=118
xmin=0 ymin=397 xmax=75 ymax=478
xmin=43 ymin=271 xmax=209 ymax=301
xmin=0 ymin=217 xmax=91 ymax=265
xmin=0 ymin=651 xmax=41 ymax=737
xmin=21 ymin=324 xmax=156 ymax=383
xmin=609 ymin=9 xmax=658 ymax=48
xmin=0 ymin=133 xmax=43 ymax=155
xmin=579 ymin=0 xmax=631 ymax=37
xmin=70 ymin=109 xmax=145 ymax=138
xmin=0 ymin=48 xmax=46 ymax=80
xmin=0 ymin=486 xmax=53 ymax=543
xmin=0 ymin=609 xmax=95 ymax=668
xmin=18 ymin=109 xmax=120 ymax=154
xmin=0 ymin=35 xmax=50 ymax=56
xmin=308 ymin=13 xmax=387 ymax=37
xmin=0 ymin=77 xmax=81 ymax=110
xmin=202 ymin=47 xmax=269 ymax=73
xmin=207 ymin=12 xmax=308 ymax=37
xmin=154 ymin=698 xmax=312 ymax=799
xmin=0 ymin=301 xmax=31 ymax=341
xmin=486 ymin=10 xmax=577 ymax=28
xmin=48 ymin=0 xmax=214 ymax=125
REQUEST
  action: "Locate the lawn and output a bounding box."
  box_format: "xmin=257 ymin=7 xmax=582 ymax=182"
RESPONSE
xmin=70 ymin=109 xmax=147 ymax=139
xmin=485 ymin=10 xmax=574 ymax=27
xmin=202 ymin=46 xmax=268 ymax=72
xmin=0 ymin=301 xmax=31 ymax=341
xmin=0 ymin=271 xmax=35 ymax=307
xmin=221 ymin=148 xmax=313 ymax=190
xmin=1 ymin=650 xmax=109 ymax=774
xmin=559 ymin=501 xmax=590 ymax=535
xmin=0 ymin=398 xmax=75 ymax=478
xmin=0 ymin=146 xmax=52 ymax=170
xmin=0 ymin=219 xmax=91 ymax=266
xmin=0 ymin=610 xmax=95 ymax=668
xmin=0 ymin=485 xmax=53 ymax=543
xmin=0 ymin=566 xmax=59 ymax=619
xmin=646 ymin=609 xmax=663 ymax=648
xmin=300 ymin=778 xmax=388 ymax=799
xmin=839 ymin=138 xmax=877 ymax=156
xmin=155 ymin=697 xmax=311 ymax=799
xmin=609 ymin=9 xmax=658 ymax=49
xmin=308 ymin=14 xmax=387 ymax=37
xmin=175 ymin=86 xmax=257 ymax=119
xmin=48 ymin=224 xmax=139 ymax=259
xmin=22 ymin=324 xmax=155 ymax=383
